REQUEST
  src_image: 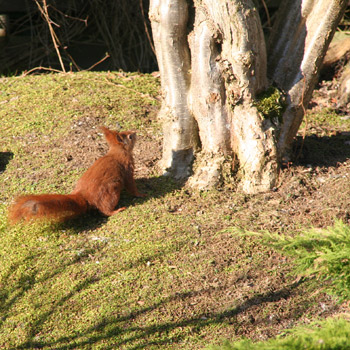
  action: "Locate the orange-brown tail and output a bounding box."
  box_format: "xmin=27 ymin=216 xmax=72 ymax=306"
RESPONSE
xmin=8 ymin=193 xmax=89 ymax=224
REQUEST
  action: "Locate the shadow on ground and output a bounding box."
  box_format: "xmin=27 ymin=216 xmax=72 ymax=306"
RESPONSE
xmin=0 ymin=152 xmax=13 ymax=173
xmin=56 ymin=175 xmax=184 ymax=233
xmin=294 ymin=133 xmax=350 ymax=167
xmin=12 ymin=276 xmax=304 ymax=350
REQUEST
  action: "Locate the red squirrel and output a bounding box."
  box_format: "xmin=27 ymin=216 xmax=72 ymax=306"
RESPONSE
xmin=9 ymin=126 xmax=145 ymax=223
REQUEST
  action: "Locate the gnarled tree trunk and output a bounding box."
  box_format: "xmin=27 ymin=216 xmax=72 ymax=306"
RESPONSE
xmin=149 ymin=0 xmax=347 ymax=193
xmin=268 ymin=0 xmax=347 ymax=159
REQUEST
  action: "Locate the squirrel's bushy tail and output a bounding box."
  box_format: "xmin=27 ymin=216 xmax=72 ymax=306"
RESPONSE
xmin=8 ymin=193 xmax=88 ymax=224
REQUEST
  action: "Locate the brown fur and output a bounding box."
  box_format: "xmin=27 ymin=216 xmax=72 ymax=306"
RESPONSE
xmin=8 ymin=126 xmax=145 ymax=224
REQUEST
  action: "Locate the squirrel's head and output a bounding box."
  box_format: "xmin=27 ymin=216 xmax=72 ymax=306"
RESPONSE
xmin=100 ymin=126 xmax=137 ymax=152
xmin=117 ymin=131 xmax=137 ymax=151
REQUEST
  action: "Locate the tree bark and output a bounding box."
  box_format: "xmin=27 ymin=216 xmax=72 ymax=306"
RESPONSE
xmin=187 ymin=4 xmax=230 ymax=188
xmin=203 ymin=0 xmax=278 ymax=193
xmin=149 ymin=0 xmax=347 ymax=193
xmin=268 ymin=0 xmax=348 ymax=160
xmin=149 ymin=0 xmax=199 ymax=179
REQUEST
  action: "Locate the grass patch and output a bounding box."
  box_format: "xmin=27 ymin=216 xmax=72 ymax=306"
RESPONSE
xmin=0 ymin=205 xmax=197 ymax=348
xmin=0 ymin=71 xmax=160 ymax=142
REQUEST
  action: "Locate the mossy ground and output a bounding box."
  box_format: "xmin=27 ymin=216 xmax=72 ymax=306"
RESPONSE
xmin=1 ymin=72 xmax=350 ymax=349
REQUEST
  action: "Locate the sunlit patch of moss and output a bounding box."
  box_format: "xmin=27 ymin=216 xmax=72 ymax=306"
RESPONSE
xmin=256 ymin=86 xmax=286 ymax=124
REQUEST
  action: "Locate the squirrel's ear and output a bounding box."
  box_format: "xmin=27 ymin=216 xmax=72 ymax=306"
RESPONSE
xmin=100 ymin=126 xmax=116 ymax=139
xmin=99 ymin=126 xmax=110 ymax=134
xmin=100 ymin=126 xmax=119 ymax=145
xmin=116 ymin=133 xmax=124 ymax=143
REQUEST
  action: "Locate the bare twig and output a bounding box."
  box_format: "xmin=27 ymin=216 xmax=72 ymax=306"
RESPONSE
xmin=34 ymin=0 xmax=66 ymax=72
xmin=49 ymin=5 xmax=89 ymax=26
xmin=20 ymin=66 xmax=65 ymax=76
xmin=261 ymin=0 xmax=271 ymax=29
xmin=85 ymin=53 xmax=110 ymax=71
xmin=139 ymin=0 xmax=156 ymax=56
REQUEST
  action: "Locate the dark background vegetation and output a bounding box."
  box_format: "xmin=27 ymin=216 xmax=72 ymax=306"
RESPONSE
xmin=0 ymin=0 xmax=157 ymax=74
xmin=0 ymin=0 xmax=292 ymax=75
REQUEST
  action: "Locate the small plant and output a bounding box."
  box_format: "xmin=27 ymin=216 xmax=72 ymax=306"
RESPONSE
xmin=239 ymin=220 xmax=350 ymax=301
xmin=207 ymin=317 xmax=350 ymax=350
xmin=256 ymin=86 xmax=286 ymax=125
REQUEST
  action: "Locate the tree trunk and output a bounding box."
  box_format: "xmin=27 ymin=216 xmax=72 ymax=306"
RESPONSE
xmin=268 ymin=0 xmax=348 ymax=160
xmin=149 ymin=0 xmax=347 ymax=193
xmin=187 ymin=3 xmax=230 ymax=188
xmin=149 ymin=0 xmax=199 ymax=179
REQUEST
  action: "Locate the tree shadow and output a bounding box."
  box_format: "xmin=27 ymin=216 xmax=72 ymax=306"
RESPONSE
xmin=292 ymin=132 xmax=350 ymax=167
xmin=0 ymin=151 xmax=13 ymax=173
xmin=2 ymin=235 xmax=187 ymax=349
xmin=136 ymin=174 xmax=185 ymax=200
xmin=12 ymin=277 xmax=305 ymax=349
xmin=0 ymin=231 xmax=184 ymax=349
xmin=0 ymin=248 xmax=102 ymax=333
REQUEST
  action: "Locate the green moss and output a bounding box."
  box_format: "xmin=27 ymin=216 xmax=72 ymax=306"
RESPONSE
xmin=256 ymin=86 xmax=286 ymax=124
